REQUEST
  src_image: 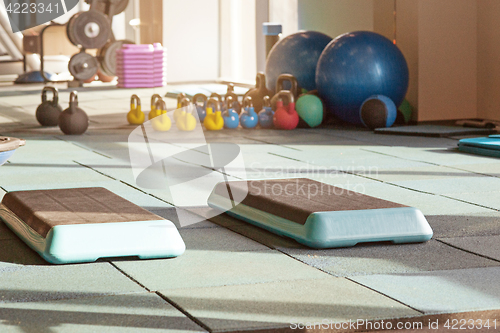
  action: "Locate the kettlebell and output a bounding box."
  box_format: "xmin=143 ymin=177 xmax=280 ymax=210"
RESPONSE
xmin=176 ymin=97 xmax=197 ymax=131
xmin=243 ymin=72 xmax=272 ymax=113
xmin=127 ymin=94 xmax=145 ymax=125
xmin=203 ymin=97 xmax=224 ymax=131
xmin=273 ymin=90 xmax=299 ymax=130
xmin=174 ymin=93 xmax=187 ymax=122
xmin=240 ymin=96 xmax=259 ymax=129
xmin=148 ymin=94 xmax=162 ymax=120
xmin=193 ymin=93 xmax=207 ymax=122
xmin=36 ymin=86 xmax=62 ymax=126
xmin=225 ymin=84 xmax=242 ymax=114
xmin=271 ymin=74 xmax=299 ymax=111
xmin=59 ymin=91 xmax=89 ymax=135
xmin=222 ymin=95 xmax=239 ymax=129
xmin=258 ymin=95 xmax=274 ymax=128
xmin=151 ymin=98 xmax=171 ymax=132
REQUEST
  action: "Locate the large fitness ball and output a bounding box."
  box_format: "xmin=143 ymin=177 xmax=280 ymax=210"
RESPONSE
xmin=316 ymin=31 xmax=409 ymax=125
xmin=265 ymin=31 xmax=332 ymax=93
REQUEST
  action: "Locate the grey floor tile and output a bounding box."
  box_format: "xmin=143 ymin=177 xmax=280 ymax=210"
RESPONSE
xmin=0 ymin=262 xmax=145 ymax=303
xmin=392 ymin=177 xmax=500 ymax=196
xmin=427 ymin=212 xmax=500 ymax=238
xmin=278 ymin=240 xmax=500 ymax=277
xmin=439 ymin=235 xmax=500 ymax=261
xmin=352 ymin=267 xmax=500 ymax=314
xmin=160 ymin=278 xmax=419 ymax=332
xmin=179 ymin=227 xmax=270 ymax=252
xmin=443 ymin=191 xmax=500 ymax=211
xmin=0 ymin=293 xmax=206 ymax=332
xmin=113 ymin=250 xmax=329 ymax=291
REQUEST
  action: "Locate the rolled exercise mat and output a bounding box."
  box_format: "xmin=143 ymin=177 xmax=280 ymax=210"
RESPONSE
xmin=208 ymin=178 xmax=433 ymax=248
xmin=0 ymin=187 xmax=185 ymax=264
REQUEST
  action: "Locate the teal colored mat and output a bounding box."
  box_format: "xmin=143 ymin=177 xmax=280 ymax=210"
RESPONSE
xmin=458 ymin=135 xmax=500 ymax=158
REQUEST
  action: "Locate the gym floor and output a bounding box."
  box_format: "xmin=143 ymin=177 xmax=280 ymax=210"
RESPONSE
xmin=1 ymin=83 xmax=500 ymax=333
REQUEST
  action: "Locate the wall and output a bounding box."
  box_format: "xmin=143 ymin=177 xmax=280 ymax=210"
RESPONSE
xmin=298 ymin=0 xmax=374 ymax=39
xmin=417 ymin=0 xmax=477 ymax=121
xmin=477 ymin=0 xmax=500 ymax=121
xmin=162 ymin=0 xmax=219 ymax=83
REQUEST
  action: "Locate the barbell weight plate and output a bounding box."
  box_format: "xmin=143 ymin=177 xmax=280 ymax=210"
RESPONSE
xmin=97 ymin=39 xmax=134 ymax=76
xmin=68 ymin=52 xmax=99 ymax=81
xmin=68 ymin=11 xmax=111 ymax=49
xmin=85 ymin=0 xmax=129 ymax=15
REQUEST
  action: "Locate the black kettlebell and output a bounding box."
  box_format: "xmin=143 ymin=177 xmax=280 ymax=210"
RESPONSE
xmin=59 ymin=91 xmax=89 ymax=135
xmin=36 ymin=86 xmax=63 ymax=126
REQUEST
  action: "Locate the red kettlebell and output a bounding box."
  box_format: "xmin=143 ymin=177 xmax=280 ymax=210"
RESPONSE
xmin=273 ymin=90 xmax=299 ymax=130
xmin=270 ymin=74 xmax=299 ymax=111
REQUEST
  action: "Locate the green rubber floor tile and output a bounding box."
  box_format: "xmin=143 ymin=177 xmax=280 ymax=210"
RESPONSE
xmin=426 ymin=212 xmax=500 ymax=238
xmin=0 ymin=262 xmax=145 ymax=303
xmin=178 ymin=227 xmax=270 ymax=252
xmin=450 ymin=162 xmax=500 ymax=178
xmin=0 ymin=238 xmax=47 ymax=267
xmin=352 ymin=267 xmax=500 ymax=314
xmin=443 ymin=191 xmax=500 ymax=211
xmin=277 ymin=240 xmax=499 ymax=277
xmin=0 ymin=293 xmax=206 ymax=332
xmin=0 ymin=166 xmax=115 ymax=190
xmin=357 ymin=182 xmax=494 ymax=215
xmin=159 ymin=278 xmax=419 ymax=332
xmin=392 ymin=177 xmax=500 ymax=196
xmin=365 ymin=165 xmax=479 ymax=183
xmin=364 ymin=146 xmax=495 ymax=166
xmin=439 ymin=235 xmax=500 ymax=261
xmin=113 ymin=249 xmax=329 ymax=291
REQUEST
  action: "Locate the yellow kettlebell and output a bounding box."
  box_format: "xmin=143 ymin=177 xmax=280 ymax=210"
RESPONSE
xmin=127 ymin=94 xmax=145 ymax=125
xmin=176 ymin=97 xmax=197 ymax=131
xmin=174 ymin=92 xmax=187 ymax=123
xmin=151 ymin=98 xmax=171 ymax=132
xmin=203 ymin=97 xmax=224 ymax=131
xmin=148 ymin=94 xmax=162 ymax=120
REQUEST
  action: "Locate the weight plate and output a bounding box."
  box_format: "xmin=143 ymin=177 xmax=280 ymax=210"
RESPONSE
xmin=68 ymin=52 xmax=99 ymax=81
xmin=67 ymin=11 xmax=111 ymax=49
xmin=97 ymin=39 xmax=133 ymax=76
xmin=85 ymin=0 xmax=129 ymax=15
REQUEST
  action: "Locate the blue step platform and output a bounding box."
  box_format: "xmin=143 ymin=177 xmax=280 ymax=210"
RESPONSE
xmin=458 ymin=135 xmax=500 ymax=158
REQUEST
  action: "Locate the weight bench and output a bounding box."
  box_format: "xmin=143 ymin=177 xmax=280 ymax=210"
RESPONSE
xmin=0 ymin=187 xmax=185 ymax=264
xmin=208 ymin=178 xmax=433 ymax=248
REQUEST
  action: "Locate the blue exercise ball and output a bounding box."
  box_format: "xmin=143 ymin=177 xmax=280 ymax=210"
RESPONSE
xmin=316 ymin=31 xmax=409 ymax=125
xmin=266 ymin=31 xmax=332 ymax=93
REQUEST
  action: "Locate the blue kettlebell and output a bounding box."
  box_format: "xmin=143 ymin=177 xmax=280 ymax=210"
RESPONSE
xmin=258 ymin=95 xmax=274 ymax=128
xmin=223 ymin=95 xmax=239 ymax=129
xmin=240 ymin=96 xmax=259 ymax=129
xmin=193 ymin=93 xmax=207 ymax=122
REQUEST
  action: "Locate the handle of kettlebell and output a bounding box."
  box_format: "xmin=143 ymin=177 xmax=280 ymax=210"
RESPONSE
xmin=243 ymin=96 xmax=253 ymax=109
xmin=256 ymin=72 xmax=266 ymax=89
xmin=263 ymin=95 xmax=271 ymax=107
xmin=42 ymin=86 xmax=58 ymax=105
xmin=277 ymin=90 xmax=295 ymax=105
xmin=130 ymin=94 xmax=140 ymax=109
xmin=151 ymin=94 xmax=161 ymax=108
xmin=210 ymin=93 xmax=222 ymax=102
xmin=276 ymin=74 xmax=298 ymax=96
xmin=227 ymin=83 xmax=235 ymax=93
xmin=206 ymin=97 xmax=220 ymax=111
xmin=180 ymin=97 xmax=191 ymax=109
xmin=69 ymin=91 xmax=78 ymax=105
xmin=155 ymin=98 xmax=166 ymax=112
xmin=176 ymin=93 xmax=187 ymax=104
xmin=225 ymin=94 xmax=234 ymax=108
xmin=193 ymin=93 xmax=207 ymax=106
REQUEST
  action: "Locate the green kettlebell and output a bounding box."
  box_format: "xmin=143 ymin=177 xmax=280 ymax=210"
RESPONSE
xmin=296 ymin=93 xmax=323 ymax=128
xmin=59 ymin=91 xmax=89 ymax=135
xmin=36 ymin=86 xmax=63 ymax=126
